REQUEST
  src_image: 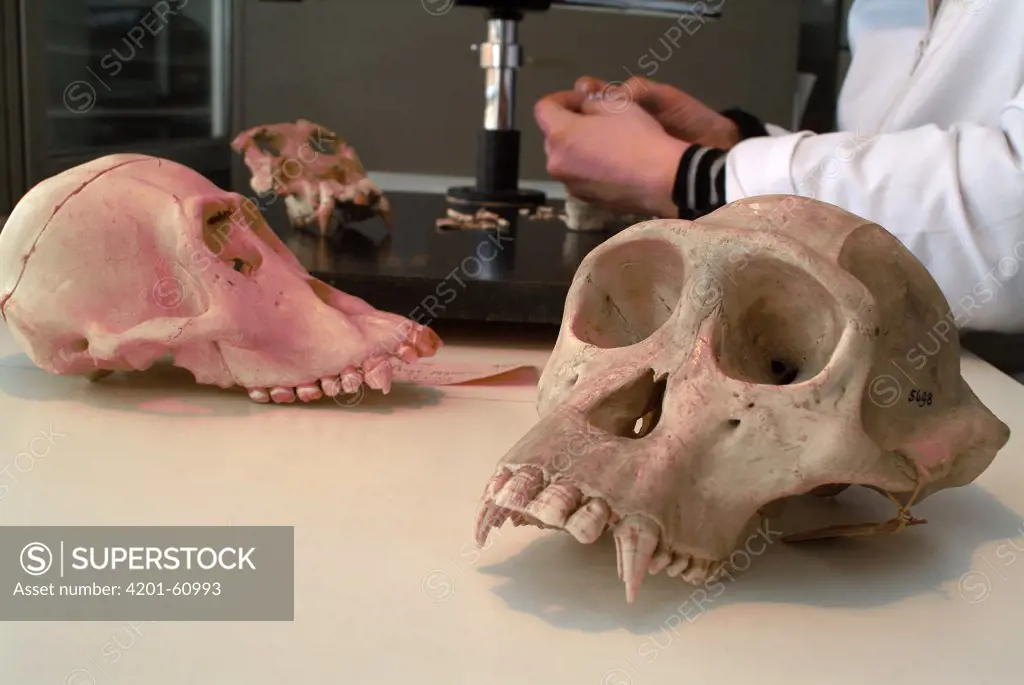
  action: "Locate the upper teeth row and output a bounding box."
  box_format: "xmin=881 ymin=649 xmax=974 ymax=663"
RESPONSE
xmin=476 ymin=465 xmax=727 ymax=602
xmin=245 ymin=359 xmax=393 ymax=404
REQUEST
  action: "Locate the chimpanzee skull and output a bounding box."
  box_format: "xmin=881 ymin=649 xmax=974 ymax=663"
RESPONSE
xmin=475 ymin=195 xmax=1009 ymax=602
xmin=231 ymin=118 xmax=391 ymax=236
xmin=0 ymin=154 xmax=439 ymax=403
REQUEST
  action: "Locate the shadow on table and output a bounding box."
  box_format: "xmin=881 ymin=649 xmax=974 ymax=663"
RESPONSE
xmin=0 ymin=354 xmax=442 ymax=417
xmin=476 ymin=483 xmax=1024 ymax=635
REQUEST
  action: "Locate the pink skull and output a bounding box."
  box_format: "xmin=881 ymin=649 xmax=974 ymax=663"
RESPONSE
xmin=231 ymin=119 xmax=391 ymax=236
xmin=0 ymin=154 xmax=439 ymax=403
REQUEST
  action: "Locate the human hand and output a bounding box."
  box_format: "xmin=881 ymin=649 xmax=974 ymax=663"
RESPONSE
xmin=576 ymin=75 xmax=741 ymax=150
xmin=534 ymin=90 xmax=688 ymax=218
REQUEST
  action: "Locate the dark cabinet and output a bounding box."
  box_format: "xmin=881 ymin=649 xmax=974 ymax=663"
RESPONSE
xmin=3 ymin=0 xmax=234 ymax=212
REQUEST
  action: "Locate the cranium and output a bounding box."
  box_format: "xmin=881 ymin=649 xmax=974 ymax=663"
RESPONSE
xmin=0 ymin=154 xmax=439 ymax=404
xmin=231 ymin=118 xmax=391 ymax=236
xmin=474 ymin=195 xmax=1010 ymax=602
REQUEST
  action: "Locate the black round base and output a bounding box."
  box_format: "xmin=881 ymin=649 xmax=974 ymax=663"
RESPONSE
xmin=446 ymin=186 xmax=547 ymax=211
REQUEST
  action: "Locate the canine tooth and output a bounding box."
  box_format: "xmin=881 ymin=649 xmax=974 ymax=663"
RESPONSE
xmin=665 ymin=553 xmax=692 ymax=578
xmin=475 ymin=502 xmax=510 ymax=547
xmin=270 ymin=386 xmax=296 ymax=403
xmin=494 ymin=467 xmax=544 ymax=510
xmin=648 ymin=548 xmax=673 ymax=575
xmin=565 ymin=498 xmax=611 ymax=544
xmin=248 ymin=388 xmax=270 ymax=403
xmin=412 ymin=326 xmax=442 ymax=355
xmin=321 ymin=376 xmax=343 ymax=396
xmin=296 ymin=383 xmax=323 ymax=402
xmin=483 ymin=468 xmax=513 ymax=500
xmin=363 ymin=358 xmax=392 ymax=393
xmin=340 ymin=367 xmax=362 ymax=393
xmin=614 ymin=516 xmax=659 ymax=603
xmin=525 ymin=482 xmax=582 ymax=527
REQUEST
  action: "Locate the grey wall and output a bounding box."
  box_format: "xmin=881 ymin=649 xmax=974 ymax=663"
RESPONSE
xmin=235 ymin=0 xmax=802 ymax=180
xmin=796 ymin=0 xmax=844 ymax=132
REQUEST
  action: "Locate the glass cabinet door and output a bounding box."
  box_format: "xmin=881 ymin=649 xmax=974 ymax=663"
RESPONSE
xmin=20 ymin=0 xmax=232 ymax=187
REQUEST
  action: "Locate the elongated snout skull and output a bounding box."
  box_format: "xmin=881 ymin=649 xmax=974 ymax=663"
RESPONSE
xmin=0 ymin=154 xmax=439 ymax=403
xmin=475 ymin=195 xmax=1010 ymax=602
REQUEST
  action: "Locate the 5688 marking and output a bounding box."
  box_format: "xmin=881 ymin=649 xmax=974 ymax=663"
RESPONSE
xmin=908 ymin=389 xmax=933 ymax=407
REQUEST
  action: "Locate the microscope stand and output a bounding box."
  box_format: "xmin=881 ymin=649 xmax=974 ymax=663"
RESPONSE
xmin=249 ymin=0 xmax=720 ymax=326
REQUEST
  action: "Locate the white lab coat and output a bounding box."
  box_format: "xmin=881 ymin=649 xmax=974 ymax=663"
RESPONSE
xmin=725 ymin=0 xmax=1024 ymax=333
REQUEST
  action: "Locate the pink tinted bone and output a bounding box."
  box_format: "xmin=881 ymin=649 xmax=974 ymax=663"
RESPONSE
xmin=230 ymin=118 xmax=392 ymax=236
xmin=0 ymin=154 xmax=440 ymax=404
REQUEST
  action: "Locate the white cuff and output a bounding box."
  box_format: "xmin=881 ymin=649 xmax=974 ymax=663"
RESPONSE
xmin=765 ymin=123 xmax=793 ymax=137
xmin=724 ymin=131 xmax=814 ymax=201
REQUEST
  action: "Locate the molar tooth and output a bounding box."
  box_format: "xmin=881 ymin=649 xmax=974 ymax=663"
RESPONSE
xmin=648 ymin=548 xmax=673 ymax=575
xmin=524 ymin=482 xmax=582 ymax=528
xmin=614 ymin=516 xmax=660 ymax=603
xmin=564 ymin=498 xmax=611 ymax=544
xmin=362 ymin=358 xmax=392 ymax=393
xmin=320 ymin=376 xmax=343 ymax=397
xmin=493 ymin=467 xmax=544 ymax=511
xmin=296 ymin=383 xmax=323 ymax=402
xmin=340 ymin=367 xmax=363 ymax=393
xmin=247 ymin=388 xmax=270 ymax=403
xmin=269 ymin=387 xmax=296 ymax=404
xmin=665 ymin=553 xmax=693 ymax=578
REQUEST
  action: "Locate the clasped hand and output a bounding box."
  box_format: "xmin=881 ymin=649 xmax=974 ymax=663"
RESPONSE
xmin=533 ymin=75 xmax=740 ymax=218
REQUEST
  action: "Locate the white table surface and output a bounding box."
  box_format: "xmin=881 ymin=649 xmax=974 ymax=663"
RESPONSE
xmin=1 ymin=324 xmax=1022 ymax=685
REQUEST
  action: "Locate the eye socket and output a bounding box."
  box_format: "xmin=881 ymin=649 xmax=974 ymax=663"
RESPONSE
xmin=770 ymin=359 xmax=800 ymax=385
xmin=308 ymin=128 xmax=338 ymax=155
xmin=713 ymin=258 xmax=842 ymax=385
xmin=571 ymin=238 xmax=685 ymax=348
xmin=201 ymin=204 xmax=264 ymax=276
xmin=252 ymin=129 xmax=282 ymax=156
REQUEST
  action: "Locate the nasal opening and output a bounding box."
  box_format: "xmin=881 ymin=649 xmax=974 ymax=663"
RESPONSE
xmin=585 ymin=369 xmax=668 ymax=440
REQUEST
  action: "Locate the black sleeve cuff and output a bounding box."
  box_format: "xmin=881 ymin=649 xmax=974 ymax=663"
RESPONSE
xmin=720 ymin=108 xmax=769 ymax=141
xmin=671 ymin=145 xmax=727 ymax=220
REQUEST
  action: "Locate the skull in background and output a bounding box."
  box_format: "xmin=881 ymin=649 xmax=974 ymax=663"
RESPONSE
xmin=231 ymin=118 xmax=391 ymax=236
xmin=0 ymin=154 xmax=439 ymax=404
xmin=475 ymin=195 xmax=1010 ymax=602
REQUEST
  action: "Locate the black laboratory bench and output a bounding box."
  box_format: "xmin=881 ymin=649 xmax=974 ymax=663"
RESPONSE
xmin=233 ymin=186 xmax=1024 ymax=379
xmin=246 ymin=188 xmax=634 ymax=326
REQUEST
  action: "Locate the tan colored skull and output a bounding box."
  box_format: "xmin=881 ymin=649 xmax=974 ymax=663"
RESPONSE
xmin=0 ymin=154 xmax=439 ymax=404
xmin=475 ymin=195 xmax=1010 ymax=602
xmin=231 ymin=118 xmax=391 ymax=236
